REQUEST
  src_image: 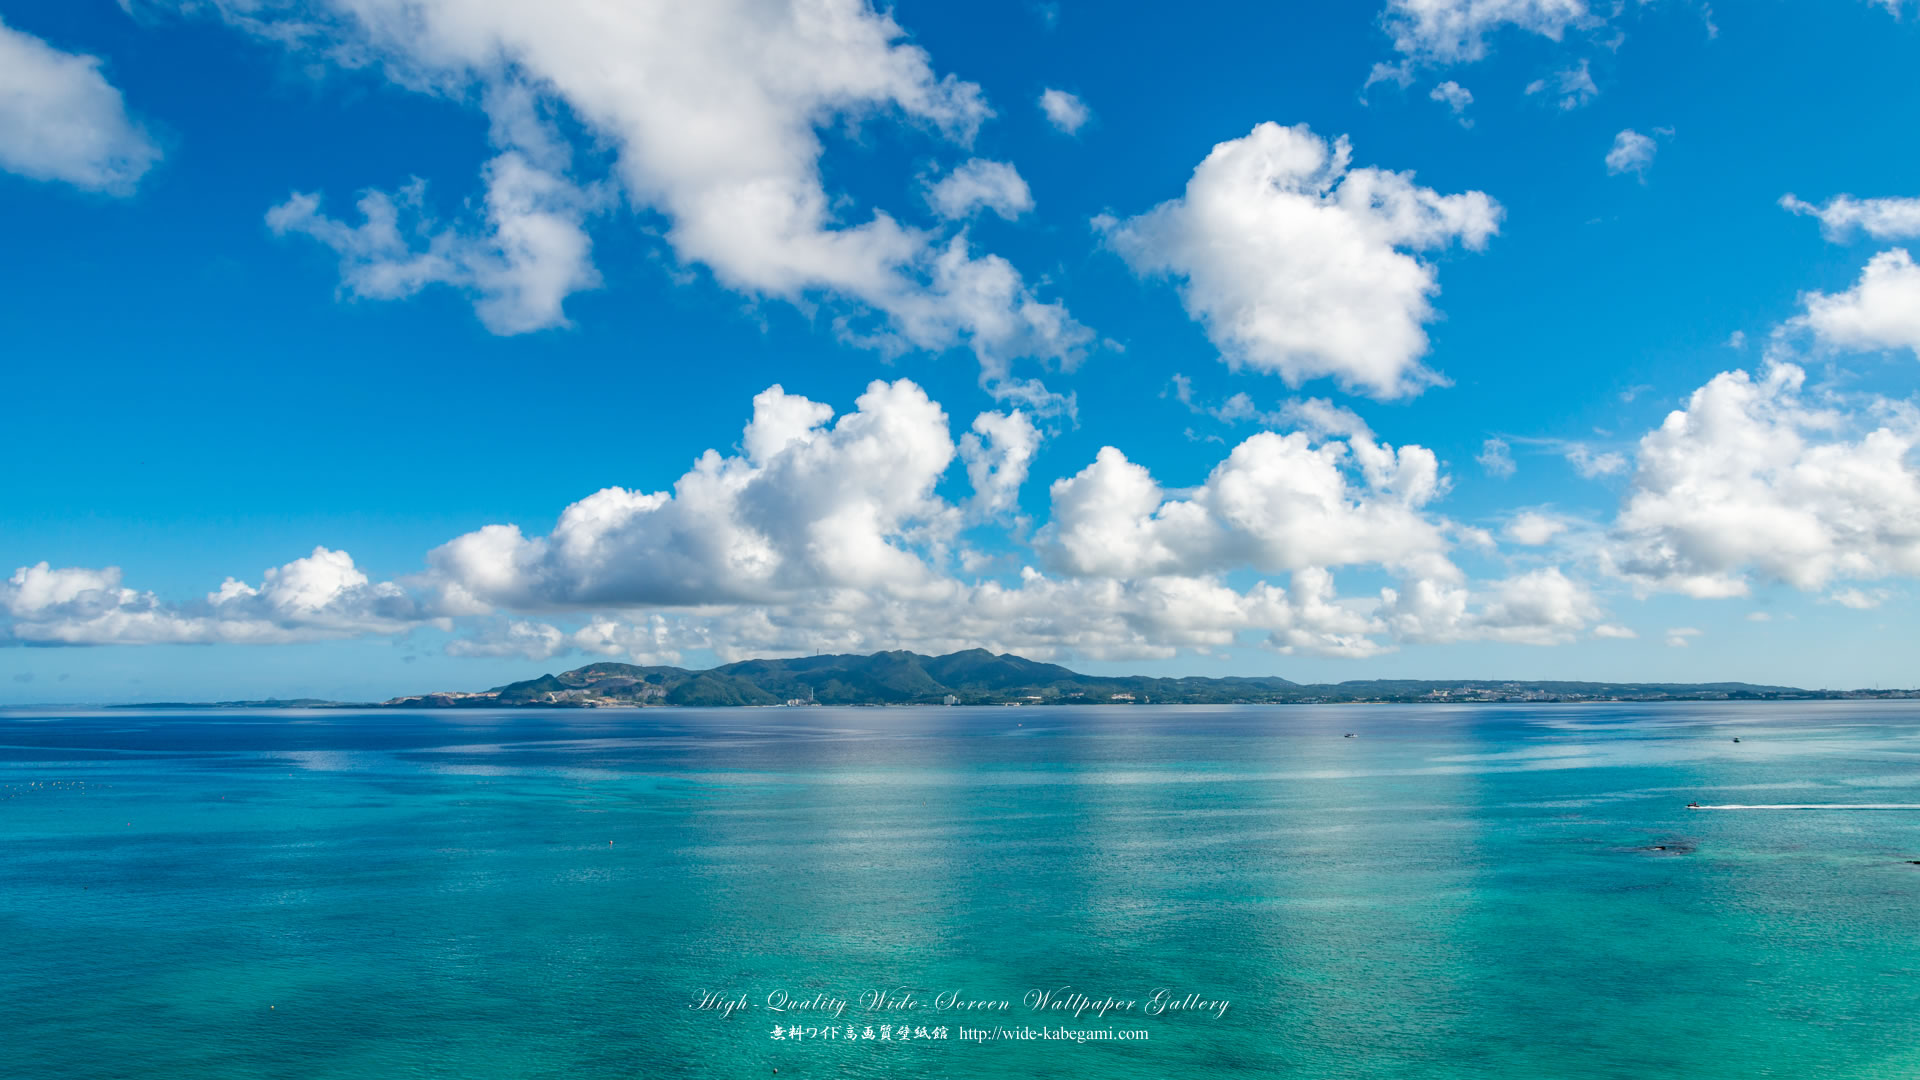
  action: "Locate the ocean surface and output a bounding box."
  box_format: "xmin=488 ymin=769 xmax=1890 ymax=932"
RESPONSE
xmin=4 ymin=702 xmax=1919 ymax=1079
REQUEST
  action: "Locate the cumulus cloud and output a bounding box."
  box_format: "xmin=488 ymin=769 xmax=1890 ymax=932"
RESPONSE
xmin=1038 ymin=88 xmax=1090 ymax=134
xmin=1040 ymin=431 xmax=1448 ymax=580
xmin=1098 ymin=122 xmax=1501 ymax=399
xmin=1458 ymin=568 xmax=1602 ymax=645
xmin=1429 ymin=80 xmax=1474 ymax=124
xmin=1665 ymin=626 xmax=1701 ymax=647
xmin=424 ymin=379 xmax=961 ymax=612
xmin=1592 ymin=623 xmax=1636 ymax=638
xmin=666 ymin=546 xmax=1598 ymax=663
xmin=1829 ymin=587 xmax=1889 ymax=610
xmin=1275 ymin=397 xmax=1375 ymax=441
xmin=409 ymin=377 xmax=1601 ymax=660
xmin=678 ymin=570 xmax=1379 ymax=662
xmin=1794 ymin=248 xmax=1920 ymax=357
xmin=1780 ymin=193 xmax=1920 ymax=242
xmin=268 ymin=151 xmax=602 ymax=334
xmin=1029 ymin=426 xmax=1598 ymax=650
xmin=1607 ymin=362 xmax=1920 ymax=599
xmin=1371 ymin=564 xmax=1602 ymax=648
xmin=4 ymin=548 xmax=432 ymax=645
xmin=424 ymin=375 xmax=1480 ymax=652
xmin=1605 ymin=128 xmax=1656 ymax=178
xmin=13 ymin=376 xmax=1619 ymax=663
xmin=1504 ymin=511 xmax=1568 ymax=546
xmin=442 ymin=619 xmax=567 ymax=660
xmin=0 ymin=18 xmax=160 ymax=193
xmin=184 ymin=0 xmax=1087 ymax=397
xmin=446 ymin=616 xmax=683 ymax=665
xmin=959 ymin=409 xmax=1040 ymax=519
xmin=1565 ymin=444 xmax=1628 ymax=478
xmin=1525 ymin=59 xmax=1598 ymax=109
xmin=924 ymin=159 xmax=1034 ymax=221
xmin=1361 ymin=62 xmax=1414 ymax=102
xmin=1381 ymin=0 xmax=1594 ymax=63
xmin=1478 ymin=437 xmax=1517 ymax=478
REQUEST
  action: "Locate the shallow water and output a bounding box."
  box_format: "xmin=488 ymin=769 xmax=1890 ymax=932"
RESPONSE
xmin=3 ymin=702 xmax=1919 ymax=1078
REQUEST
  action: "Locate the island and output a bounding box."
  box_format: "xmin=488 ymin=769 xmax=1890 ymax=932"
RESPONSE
xmin=111 ymin=649 xmax=1920 ymax=709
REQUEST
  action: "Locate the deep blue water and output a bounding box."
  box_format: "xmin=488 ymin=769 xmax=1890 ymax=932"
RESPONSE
xmin=3 ymin=702 xmax=1919 ymax=1078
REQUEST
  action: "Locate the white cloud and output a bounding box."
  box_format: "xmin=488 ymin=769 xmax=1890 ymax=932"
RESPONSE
xmin=425 ymin=379 xmax=962 ymax=611
xmin=1592 ymin=623 xmax=1636 ymax=638
xmin=12 ymin=375 xmax=1621 ymax=662
xmin=1477 ymin=436 xmax=1517 ymax=478
xmin=1525 ymin=59 xmax=1598 ymax=109
xmin=1795 ymin=248 xmax=1920 ymax=357
xmin=1429 ymin=80 xmax=1473 ymax=124
xmin=1165 ymin=373 xmax=1198 ymax=409
xmin=715 ymin=570 xmax=1378 ymax=661
xmin=677 ymin=569 xmax=1383 ymax=662
xmin=1098 ymin=122 xmax=1501 ymax=399
xmin=1605 ymin=128 xmax=1656 ymax=178
xmin=1504 ymin=511 xmax=1568 ymax=546
xmin=443 ymin=619 xmax=565 ymax=660
xmin=1275 ymin=397 xmax=1375 ymax=441
xmin=1780 ymin=194 xmax=1920 ymax=242
xmin=1665 ymin=626 xmax=1702 ymax=647
xmin=187 ymin=0 xmax=1087 ymax=398
xmin=1038 ymin=88 xmax=1090 ymax=134
xmin=3 ymin=548 xmax=432 ymax=645
xmin=1382 ymin=0 xmax=1594 ymax=63
xmin=1746 ymin=611 xmax=1770 ymax=622
xmin=446 ymin=616 xmax=683 ymax=665
xmin=0 ymin=18 xmax=159 ymax=193
xmin=267 ymin=150 xmax=602 ymax=335
xmin=415 ymin=378 xmax=1602 ymax=659
xmin=1373 ymin=564 xmax=1602 ymax=648
xmin=1828 ymin=587 xmax=1888 ymax=610
xmin=1212 ymin=393 xmax=1261 ymax=424
xmin=1040 ymin=426 xmax=1448 ymax=580
xmin=1456 ymin=524 xmax=1497 ymax=551
xmin=1608 ymin=363 xmax=1920 ymax=599
xmin=959 ymin=409 xmax=1040 ymax=519
xmin=1565 ymin=445 xmax=1627 ymax=477
xmin=1031 ymin=431 xmax=1594 ymax=649
xmin=925 ymin=158 xmax=1034 ymax=221
xmin=1361 ymin=61 xmax=1414 ymax=102
xmin=1461 ymin=568 xmax=1602 ymax=645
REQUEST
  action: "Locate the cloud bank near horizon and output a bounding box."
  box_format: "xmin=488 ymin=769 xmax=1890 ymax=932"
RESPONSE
xmin=10 ymin=357 xmax=1919 ymax=667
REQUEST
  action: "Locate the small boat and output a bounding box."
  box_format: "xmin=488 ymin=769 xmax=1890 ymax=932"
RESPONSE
xmin=1732 ymin=737 xmax=1741 ymax=743
xmin=1343 ymin=733 xmax=1355 ymax=738
xmin=1687 ymin=802 xmax=1700 ymax=809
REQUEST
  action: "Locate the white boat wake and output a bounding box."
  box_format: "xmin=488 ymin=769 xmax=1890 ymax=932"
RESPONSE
xmin=1689 ymin=804 xmax=1920 ymax=810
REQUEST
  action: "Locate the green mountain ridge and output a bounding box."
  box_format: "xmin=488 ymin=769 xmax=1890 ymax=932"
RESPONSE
xmin=96 ymin=649 xmax=1919 ymax=710
xmin=358 ymin=648 xmax=1904 ymax=708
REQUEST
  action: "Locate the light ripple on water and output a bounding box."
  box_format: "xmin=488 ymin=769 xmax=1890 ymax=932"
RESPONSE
xmin=3 ymin=701 xmax=1920 ymax=1080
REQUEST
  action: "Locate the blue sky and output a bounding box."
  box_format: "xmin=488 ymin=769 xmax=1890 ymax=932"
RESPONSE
xmin=4 ymin=0 xmax=1920 ymax=702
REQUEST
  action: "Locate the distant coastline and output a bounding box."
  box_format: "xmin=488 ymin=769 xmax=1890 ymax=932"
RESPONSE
xmin=87 ymin=648 xmax=1920 ymax=709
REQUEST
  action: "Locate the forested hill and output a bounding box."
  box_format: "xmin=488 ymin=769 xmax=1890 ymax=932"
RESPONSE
xmin=367 ymin=648 xmax=1854 ymax=707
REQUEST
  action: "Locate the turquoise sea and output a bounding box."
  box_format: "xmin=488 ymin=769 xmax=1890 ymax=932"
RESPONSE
xmin=4 ymin=702 xmax=1919 ymax=1079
